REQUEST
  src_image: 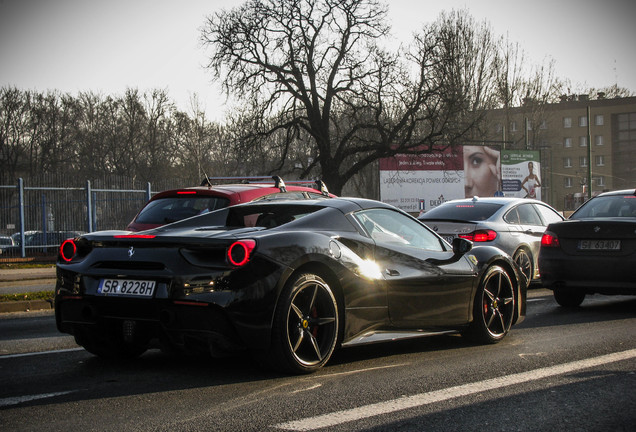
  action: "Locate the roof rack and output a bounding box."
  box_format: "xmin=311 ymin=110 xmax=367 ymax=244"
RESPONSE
xmin=199 ymin=176 xmax=330 ymax=195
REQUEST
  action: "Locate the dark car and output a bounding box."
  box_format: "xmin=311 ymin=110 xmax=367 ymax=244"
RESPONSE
xmin=539 ymin=189 xmax=636 ymax=307
xmin=56 ymin=198 xmax=527 ymax=374
xmin=126 ymin=176 xmax=333 ymax=231
xmin=418 ymin=197 xmax=564 ymax=284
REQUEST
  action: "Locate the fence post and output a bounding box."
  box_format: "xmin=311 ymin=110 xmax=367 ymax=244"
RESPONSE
xmin=146 ymin=182 xmax=151 ymax=202
xmin=18 ymin=178 xmax=25 ymax=258
xmin=41 ymin=193 xmax=47 ymax=239
xmin=86 ymin=180 xmax=93 ymax=233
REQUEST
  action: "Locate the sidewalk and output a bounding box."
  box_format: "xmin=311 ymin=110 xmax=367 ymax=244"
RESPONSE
xmin=0 ymin=266 xmax=56 ymax=314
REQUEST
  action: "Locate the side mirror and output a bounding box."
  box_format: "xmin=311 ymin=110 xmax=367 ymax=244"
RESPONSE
xmin=452 ymin=237 xmax=473 ymax=255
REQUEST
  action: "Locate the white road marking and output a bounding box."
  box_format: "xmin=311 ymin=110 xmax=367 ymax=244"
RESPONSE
xmin=275 ymin=349 xmax=636 ymax=431
xmin=527 ymin=298 xmax=546 ymax=303
xmin=0 ymin=347 xmax=84 ymax=359
xmin=0 ymin=391 xmax=76 ymax=407
xmin=292 ymin=384 xmax=322 ymax=394
xmin=321 ymin=363 xmax=409 ymax=378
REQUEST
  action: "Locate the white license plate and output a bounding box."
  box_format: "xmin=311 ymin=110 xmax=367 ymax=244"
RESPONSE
xmin=97 ymin=279 xmax=156 ymax=297
xmin=442 ymin=235 xmax=455 ymax=244
xmin=578 ymin=239 xmax=621 ymax=250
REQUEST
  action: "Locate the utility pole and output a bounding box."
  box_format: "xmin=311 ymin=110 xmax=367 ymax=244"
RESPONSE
xmin=587 ymin=106 xmax=592 ymax=200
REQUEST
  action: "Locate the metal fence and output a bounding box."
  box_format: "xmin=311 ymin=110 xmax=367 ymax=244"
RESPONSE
xmin=0 ymin=177 xmax=180 ymax=259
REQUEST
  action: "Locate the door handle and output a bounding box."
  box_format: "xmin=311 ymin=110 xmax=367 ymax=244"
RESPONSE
xmin=385 ymin=269 xmax=400 ymax=276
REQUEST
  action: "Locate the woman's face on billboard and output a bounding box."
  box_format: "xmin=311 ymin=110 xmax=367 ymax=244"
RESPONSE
xmin=463 ymin=146 xmax=499 ymax=198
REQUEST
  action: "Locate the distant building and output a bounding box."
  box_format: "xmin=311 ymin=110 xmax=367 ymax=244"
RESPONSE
xmin=483 ymin=95 xmax=636 ymax=211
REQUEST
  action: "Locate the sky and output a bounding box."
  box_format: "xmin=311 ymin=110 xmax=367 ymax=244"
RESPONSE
xmin=1 ymin=0 xmax=635 ymax=121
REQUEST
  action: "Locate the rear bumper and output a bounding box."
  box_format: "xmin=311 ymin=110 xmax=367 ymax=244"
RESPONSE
xmin=54 ymin=262 xmax=284 ymax=354
xmin=55 ymin=295 xmax=252 ymax=354
xmin=539 ymin=252 xmax=636 ymax=295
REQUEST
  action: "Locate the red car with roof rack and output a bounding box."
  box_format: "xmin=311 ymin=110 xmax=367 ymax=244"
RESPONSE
xmin=126 ymin=176 xmax=333 ymax=232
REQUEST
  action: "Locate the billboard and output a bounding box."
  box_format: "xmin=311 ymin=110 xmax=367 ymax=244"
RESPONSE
xmin=379 ymin=146 xmax=541 ymax=213
xmin=500 ymin=150 xmax=541 ymax=200
xmin=379 ymin=147 xmax=465 ymax=213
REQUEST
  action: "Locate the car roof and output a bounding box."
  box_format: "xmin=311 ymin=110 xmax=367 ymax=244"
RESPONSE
xmin=440 ymin=197 xmax=547 ymax=206
xmin=595 ymin=189 xmax=636 ymax=197
xmin=229 ymin=196 xmax=398 ymax=213
xmin=149 ymin=182 xmax=332 ymax=202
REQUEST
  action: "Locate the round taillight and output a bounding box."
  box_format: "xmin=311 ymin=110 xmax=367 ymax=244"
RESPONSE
xmin=227 ymin=240 xmax=256 ymax=266
xmin=60 ymin=239 xmax=77 ymax=262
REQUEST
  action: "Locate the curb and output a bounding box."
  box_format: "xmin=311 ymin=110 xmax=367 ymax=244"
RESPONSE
xmin=0 ymin=267 xmax=56 ymax=283
xmin=0 ymin=299 xmax=53 ymax=314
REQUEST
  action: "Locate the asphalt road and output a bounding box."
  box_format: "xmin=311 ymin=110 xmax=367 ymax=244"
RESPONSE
xmin=0 ymin=289 xmax=635 ymax=431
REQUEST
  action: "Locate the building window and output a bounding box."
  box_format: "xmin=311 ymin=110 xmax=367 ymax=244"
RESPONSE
xmin=618 ymin=113 xmax=636 ymax=130
xmin=595 ymin=155 xmax=605 ymax=166
xmin=579 ymin=116 xmax=587 ymax=127
xmin=595 ymin=114 xmax=604 ymax=126
xmin=564 ymin=177 xmax=573 ymax=188
xmin=539 ymin=120 xmax=547 ymax=130
xmin=495 ymin=123 xmax=502 ymax=133
xmin=580 ymin=156 xmax=587 ymax=167
xmin=595 ymin=135 xmax=604 ymax=146
xmin=564 ymin=137 xmax=572 ymax=148
xmin=563 ymin=157 xmax=572 ymax=168
xmin=563 ymin=117 xmax=572 ymax=128
xmin=579 ymin=136 xmax=587 ymax=147
xmin=510 ymin=121 xmax=517 ymax=132
xmin=596 ymin=176 xmax=605 ymax=187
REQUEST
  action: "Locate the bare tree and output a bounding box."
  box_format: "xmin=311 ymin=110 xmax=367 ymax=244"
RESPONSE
xmin=202 ymin=1 xmax=496 ymax=194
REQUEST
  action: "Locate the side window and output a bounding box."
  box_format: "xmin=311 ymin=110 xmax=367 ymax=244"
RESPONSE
xmin=533 ymin=204 xmax=563 ymax=225
xmin=503 ymin=208 xmax=520 ymax=224
xmin=516 ymin=204 xmax=543 ymax=226
xmin=353 ymin=208 xmax=444 ymax=251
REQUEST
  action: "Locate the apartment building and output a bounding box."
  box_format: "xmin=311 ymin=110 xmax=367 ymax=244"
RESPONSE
xmin=484 ymin=96 xmax=636 ymax=211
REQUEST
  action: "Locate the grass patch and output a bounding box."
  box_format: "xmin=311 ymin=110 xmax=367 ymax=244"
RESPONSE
xmin=0 ymin=291 xmax=54 ymax=302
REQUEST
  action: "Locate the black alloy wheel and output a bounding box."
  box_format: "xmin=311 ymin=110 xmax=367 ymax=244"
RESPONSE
xmin=513 ymin=248 xmax=533 ymax=283
xmin=270 ymin=273 xmax=339 ymax=374
xmin=465 ymin=265 xmax=515 ymax=344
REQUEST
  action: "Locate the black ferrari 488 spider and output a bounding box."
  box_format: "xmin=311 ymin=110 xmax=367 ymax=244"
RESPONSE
xmin=55 ymin=197 xmax=527 ymax=373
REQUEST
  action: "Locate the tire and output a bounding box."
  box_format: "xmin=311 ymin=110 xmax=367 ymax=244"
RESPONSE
xmin=553 ymin=287 xmax=585 ymax=308
xmin=269 ymin=273 xmax=339 ymax=374
xmin=513 ymin=248 xmax=533 ymax=284
xmin=74 ymin=323 xmax=148 ymax=360
xmin=464 ymin=265 xmax=515 ymax=344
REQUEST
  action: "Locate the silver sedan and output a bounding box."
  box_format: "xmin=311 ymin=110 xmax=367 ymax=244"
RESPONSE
xmin=419 ymin=197 xmax=564 ymax=283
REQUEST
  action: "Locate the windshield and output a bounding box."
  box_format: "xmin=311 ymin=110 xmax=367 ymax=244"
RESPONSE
xmin=135 ymin=196 xmax=230 ymax=224
xmin=570 ymin=195 xmax=636 ymax=219
xmin=419 ymin=203 xmax=503 ymax=221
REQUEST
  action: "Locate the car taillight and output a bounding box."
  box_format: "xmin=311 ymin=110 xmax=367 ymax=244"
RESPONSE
xmin=227 ymin=240 xmax=256 ymax=266
xmin=459 ymin=230 xmax=497 ymax=242
xmin=541 ymin=232 xmax=560 ymax=248
xmin=59 ymin=239 xmax=77 ymax=262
